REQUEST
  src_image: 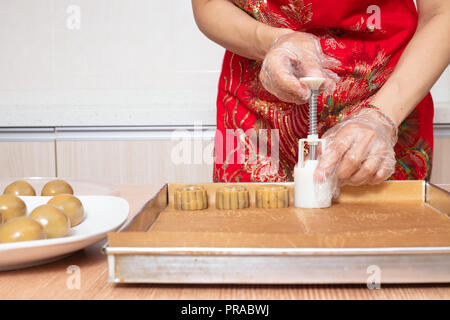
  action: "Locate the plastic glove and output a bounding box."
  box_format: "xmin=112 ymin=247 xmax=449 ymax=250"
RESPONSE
xmin=259 ymin=32 xmax=340 ymax=104
xmin=314 ymin=107 xmax=398 ymax=187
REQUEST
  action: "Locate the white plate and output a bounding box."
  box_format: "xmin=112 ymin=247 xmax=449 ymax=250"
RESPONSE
xmin=0 ymin=196 xmax=129 ymax=271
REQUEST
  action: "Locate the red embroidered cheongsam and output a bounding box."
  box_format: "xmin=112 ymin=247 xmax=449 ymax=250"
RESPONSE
xmin=213 ymin=0 xmax=433 ymax=182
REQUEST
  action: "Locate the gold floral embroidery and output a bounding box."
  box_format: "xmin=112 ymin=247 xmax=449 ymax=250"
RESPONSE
xmin=317 ymin=27 xmax=347 ymax=56
xmin=350 ymin=17 xmax=365 ymax=32
xmin=235 ymin=128 xmax=289 ymax=182
xmin=241 ymin=59 xmax=309 ymax=176
xmin=319 ymin=49 xmax=393 ymax=133
xmin=233 ymin=0 xmax=313 ymax=29
xmin=233 ymin=0 xmax=289 ymax=27
xmin=349 ymin=16 xmax=386 ymax=34
xmin=393 ymin=138 xmax=432 ymax=180
xmin=323 ymin=35 xmax=346 ymax=51
xmin=218 ymin=56 xmax=287 ymax=182
xmin=232 ymin=61 xmax=244 ymax=129
xmin=280 ymin=0 xmax=313 ymax=26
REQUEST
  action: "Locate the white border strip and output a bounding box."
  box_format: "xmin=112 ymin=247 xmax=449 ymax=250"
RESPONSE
xmin=434 ymin=124 xmax=450 ymax=137
xmin=105 ymin=246 xmax=450 ymax=256
xmin=0 ymin=126 xmax=216 ymax=141
xmin=0 ymin=124 xmax=448 ymax=141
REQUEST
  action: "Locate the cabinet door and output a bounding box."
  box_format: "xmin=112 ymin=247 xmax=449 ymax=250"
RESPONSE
xmin=56 ymin=139 xmax=214 ymax=185
xmin=431 ymin=137 xmax=450 ymax=184
xmin=0 ymin=141 xmax=56 ymax=178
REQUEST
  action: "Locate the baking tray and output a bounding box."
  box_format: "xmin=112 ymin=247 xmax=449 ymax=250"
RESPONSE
xmin=105 ymin=181 xmax=450 ymax=284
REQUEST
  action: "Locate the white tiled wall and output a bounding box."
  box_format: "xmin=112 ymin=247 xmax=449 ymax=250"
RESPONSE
xmin=0 ymin=0 xmax=448 ymax=126
xmin=0 ymin=0 xmax=224 ymax=125
xmin=431 ymin=67 xmax=450 ymax=106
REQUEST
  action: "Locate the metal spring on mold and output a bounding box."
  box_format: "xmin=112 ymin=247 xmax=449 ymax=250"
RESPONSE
xmin=309 ymin=89 xmax=319 ymax=160
xmin=309 ymin=89 xmax=318 ymax=136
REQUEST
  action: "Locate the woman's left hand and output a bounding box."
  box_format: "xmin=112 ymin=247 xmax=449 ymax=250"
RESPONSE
xmin=314 ymin=107 xmax=398 ymax=186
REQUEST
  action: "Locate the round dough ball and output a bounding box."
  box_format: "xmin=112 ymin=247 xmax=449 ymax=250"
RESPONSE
xmin=41 ymin=179 xmax=74 ymax=196
xmin=4 ymin=180 xmax=36 ymax=196
xmin=0 ymin=216 xmax=46 ymax=243
xmin=30 ymin=205 xmax=70 ymax=238
xmin=0 ymin=195 xmax=27 ymax=222
xmin=47 ymin=195 xmax=84 ymax=227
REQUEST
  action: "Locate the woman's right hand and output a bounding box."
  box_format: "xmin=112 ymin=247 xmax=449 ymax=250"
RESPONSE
xmin=259 ymin=32 xmax=341 ymax=104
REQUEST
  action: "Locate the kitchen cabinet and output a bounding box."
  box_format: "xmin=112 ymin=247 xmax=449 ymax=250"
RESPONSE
xmin=55 ymin=139 xmax=214 ymax=185
xmin=430 ymin=137 xmax=450 ymax=185
xmin=0 ymin=127 xmax=448 ymax=185
xmin=0 ymin=141 xmax=56 ymax=178
xmin=56 ymin=137 xmax=450 ymax=186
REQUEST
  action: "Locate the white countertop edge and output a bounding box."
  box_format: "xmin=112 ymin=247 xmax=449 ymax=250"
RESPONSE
xmin=0 ymin=101 xmax=448 ymax=128
xmin=0 ymin=124 xmax=448 ymax=141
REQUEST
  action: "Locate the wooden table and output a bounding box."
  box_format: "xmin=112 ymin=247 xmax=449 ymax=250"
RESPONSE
xmin=1 ymin=184 xmax=449 ymax=300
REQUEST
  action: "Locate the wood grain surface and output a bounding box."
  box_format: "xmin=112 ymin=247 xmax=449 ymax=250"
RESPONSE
xmin=431 ymin=137 xmax=450 ymax=185
xmin=1 ymin=184 xmax=449 ymax=300
xmin=110 ymin=182 xmax=450 ymax=249
xmin=56 ymin=140 xmax=213 ymax=186
xmin=0 ymin=141 xmax=56 ymax=178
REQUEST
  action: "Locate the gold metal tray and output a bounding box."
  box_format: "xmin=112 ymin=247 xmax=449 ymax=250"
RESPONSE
xmin=105 ymin=181 xmax=450 ymax=284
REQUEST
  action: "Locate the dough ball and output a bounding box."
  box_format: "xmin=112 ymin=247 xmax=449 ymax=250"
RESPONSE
xmin=0 ymin=216 xmax=46 ymax=243
xmin=47 ymin=195 xmax=84 ymax=227
xmin=3 ymin=180 xmax=36 ymax=196
xmin=0 ymin=195 xmax=27 ymax=222
xmin=30 ymin=205 xmax=70 ymax=238
xmin=41 ymin=179 xmax=74 ymax=196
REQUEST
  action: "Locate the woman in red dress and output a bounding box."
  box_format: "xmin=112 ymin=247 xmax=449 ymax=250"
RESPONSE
xmin=192 ymin=0 xmax=450 ymax=188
